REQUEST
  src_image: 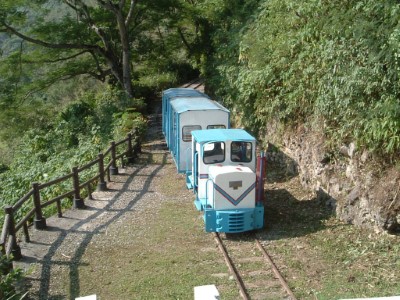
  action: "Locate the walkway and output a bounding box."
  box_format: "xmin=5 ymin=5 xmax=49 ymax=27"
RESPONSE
xmin=16 ymin=103 xmax=170 ymax=299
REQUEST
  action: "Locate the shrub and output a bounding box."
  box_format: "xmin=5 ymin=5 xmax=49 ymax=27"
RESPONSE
xmin=205 ymin=0 xmax=400 ymax=158
xmin=0 ymin=255 xmax=26 ymax=300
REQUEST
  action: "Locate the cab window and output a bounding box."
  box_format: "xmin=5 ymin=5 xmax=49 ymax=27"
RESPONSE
xmin=207 ymin=124 xmax=226 ymax=129
xmin=203 ymin=142 xmax=225 ymax=164
xmin=231 ymin=142 xmax=252 ymax=163
xmin=182 ymin=125 xmax=201 ymax=142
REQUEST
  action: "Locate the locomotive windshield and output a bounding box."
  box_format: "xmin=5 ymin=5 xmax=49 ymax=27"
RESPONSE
xmin=203 ymin=142 xmax=225 ymax=164
xmin=231 ymin=141 xmax=252 ymax=163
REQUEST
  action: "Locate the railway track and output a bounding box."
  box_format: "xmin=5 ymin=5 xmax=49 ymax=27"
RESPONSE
xmin=181 ymin=78 xmax=204 ymax=91
xmin=181 ymin=80 xmax=296 ymax=299
xmin=213 ymin=232 xmax=297 ymax=300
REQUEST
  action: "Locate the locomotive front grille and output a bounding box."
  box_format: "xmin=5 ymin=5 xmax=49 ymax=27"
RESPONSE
xmin=216 ymin=211 xmax=251 ymax=232
xmin=228 ymin=213 xmax=245 ymax=231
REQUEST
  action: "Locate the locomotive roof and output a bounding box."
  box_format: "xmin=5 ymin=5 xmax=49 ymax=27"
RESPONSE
xmin=192 ymin=129 xmax=255 ymax=143
xmin=162 ymin=88 xmax=209 ymax=99
xmin=170 ymin=97 xmax=229 ymax=113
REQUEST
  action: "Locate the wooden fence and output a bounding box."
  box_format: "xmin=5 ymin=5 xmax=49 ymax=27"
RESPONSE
xmin=0 ymin=131 xmax=141 ymax=273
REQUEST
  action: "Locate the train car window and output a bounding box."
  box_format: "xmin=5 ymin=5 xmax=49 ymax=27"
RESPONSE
xmin=231 ymin=142 xmax=252 ymax=163
xmin=182 ymin=125 xmax=201 ymax=142
xmin=203 ymin=142 xmax=225 ymax=164
xmin=207 ymin=124 xmax=226 ymax=129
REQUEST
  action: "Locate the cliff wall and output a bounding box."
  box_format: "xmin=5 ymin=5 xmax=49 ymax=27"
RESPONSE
xmin=264 ymin=122 xmax=400 ymax=234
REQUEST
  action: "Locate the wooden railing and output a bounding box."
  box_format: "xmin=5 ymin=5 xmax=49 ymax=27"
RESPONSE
xmin=0 ymin=131 xmax=141 ymax=268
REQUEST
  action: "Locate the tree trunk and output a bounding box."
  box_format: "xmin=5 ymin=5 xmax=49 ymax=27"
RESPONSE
xmin=116 ymin=8 xmax=134 ymax=98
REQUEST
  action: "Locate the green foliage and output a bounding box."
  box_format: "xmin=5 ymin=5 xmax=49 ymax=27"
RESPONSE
xmin=0 ymin=255 xmax=26 ymax=300
xmin=0 ymin=164 xmax=9 ymax=174
xmin=204 ymin=0 xmax=400 ymax=158
xmin=0 ymin=0 xmax=201 ymax=103
xmin=0 ymin=99 xmax=56 ymax=166
xmin=112 ymin=108 xmax=147 ymax=141
xmin=0 ymin=88 xmax=146 ymax=225
xmin=59 ymin=101 xmax=94 ymax=146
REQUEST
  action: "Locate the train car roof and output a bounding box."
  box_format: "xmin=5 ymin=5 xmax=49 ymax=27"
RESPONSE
xmin=192 ymin=129 xmax=255 ymax=143
xmin=170 ymin=97 xmax=229 ymax=113
xmin=162 ymin=88 xmax=209 ymax=99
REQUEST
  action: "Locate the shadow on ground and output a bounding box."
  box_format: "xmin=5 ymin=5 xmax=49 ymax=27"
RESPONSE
xmin=22 ymin=100 xmax=168 ymax=300
xmin=262 ymin=188 xmax=334 ymax=240
xmin=22 ymin=151 xmax=168 ymax=300
xmin=224 ymin=188 xmax=335 ymax=242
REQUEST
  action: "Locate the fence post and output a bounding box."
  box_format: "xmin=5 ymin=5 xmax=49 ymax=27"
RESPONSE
xmin=110 ymin=141 xmax=118 ymax=175
xmin=134 ymin=136 xmax=141 ymax=158
xmin=72 ymin=167 xmax=85 ymax=209
xmin=4 ymin=206 xmax=22 ymax=260
xmin=126 ymin=133 xmax=134 ymax=163
xmin=56 ymin=200 xmax=62 ymax=218
xmin=32 ymin=182 xmax=47 ymax=230
xmin=23 ymin=223 xmax=30 ymax=243
xmin=97 ymin=153 xmax=107 ymax=191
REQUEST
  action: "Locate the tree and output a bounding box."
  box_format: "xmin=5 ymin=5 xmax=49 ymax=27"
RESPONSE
xmin=0 ymin=0 xmax=140 ymax=99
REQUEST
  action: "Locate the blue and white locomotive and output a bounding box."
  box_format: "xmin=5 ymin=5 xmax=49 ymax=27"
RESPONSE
xmin=162 ymin=88 xmax=265 ymax=233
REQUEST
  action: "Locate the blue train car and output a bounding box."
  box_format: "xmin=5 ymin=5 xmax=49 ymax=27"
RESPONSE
xmin=161 ymin=88 xmax=209 ymax=146
xmin=167 ymin=98 xmax=230 ymax=173
xmin=161 ymin=87 xmax=265 ymax=233
xmin=188 ymin=129 xmax=264 ymax=233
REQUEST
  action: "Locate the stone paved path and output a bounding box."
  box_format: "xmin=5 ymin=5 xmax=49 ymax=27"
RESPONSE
xmin=15 ymin=101 xmax=170 ymax=299
xmin=14 ymin=82 xmax=206 ymax=299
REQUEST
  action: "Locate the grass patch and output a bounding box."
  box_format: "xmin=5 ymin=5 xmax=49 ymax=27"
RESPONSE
xmin=32 ymin=153 xmax=399 ymax=299
xmin=307 ymin=222 xmax=400 ymax=299
xmin=261 ymin=161 xmax=400 ymax=299
xmin=73 ymin=160 xmax=239 ymax=299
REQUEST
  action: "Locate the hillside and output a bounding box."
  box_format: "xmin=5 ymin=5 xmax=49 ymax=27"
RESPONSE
xmin=202 ymin=0 xmax=400 ymax=232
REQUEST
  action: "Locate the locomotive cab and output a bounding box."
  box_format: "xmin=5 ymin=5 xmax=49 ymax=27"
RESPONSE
xmin=188 ymin=129 xmax=264 ymax=233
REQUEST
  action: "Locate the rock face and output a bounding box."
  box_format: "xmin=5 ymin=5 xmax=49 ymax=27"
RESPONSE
xmin=263 ymin=122 xmax=400 ymax=233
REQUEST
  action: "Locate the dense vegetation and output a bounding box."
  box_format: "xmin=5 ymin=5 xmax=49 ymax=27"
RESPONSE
xmin=0 ymin=0 xmax=398 ymax=235
xmin=0 ymin=0 xmax=201 ymax=223
xmin=204 ymin=0 xmax=400 ymax=159
xmin=0 ymin=88 xmax=146 ymax=223
xmin=1 ymin=0 xmax=399 ymax=295
xmin=0 ymin=0 xmax=201 ymax=99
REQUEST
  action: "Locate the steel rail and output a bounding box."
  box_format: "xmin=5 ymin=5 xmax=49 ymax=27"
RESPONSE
xmin=213 ymin=232 xmax=298 ymax=300
xmin=255 ymin=239 xmax=298 ymax=300
xmin=212 ymin=232 xmax=249 ymax=300
xmin=181 ymin=78 xmax=200 ymax=88
xmin=193 ymin=80 xmax=204 ymax=89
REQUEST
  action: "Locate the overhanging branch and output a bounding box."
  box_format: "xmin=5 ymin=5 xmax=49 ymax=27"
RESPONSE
xmin=125 ymin=0 xmax=138 ymax=26
xmin=22 ymin=69 xmax=108 ymax=102
xmin=21 ymin=50 xmax=91 ymax=64
xmin=1 ymin=21 xmax=101 ymax=52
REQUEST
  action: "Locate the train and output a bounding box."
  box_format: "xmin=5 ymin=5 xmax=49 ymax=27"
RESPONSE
xmin=162 ymin=88 xmax=265 ymax=233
